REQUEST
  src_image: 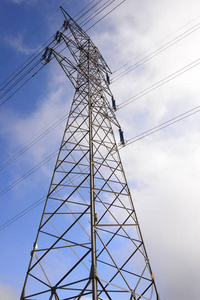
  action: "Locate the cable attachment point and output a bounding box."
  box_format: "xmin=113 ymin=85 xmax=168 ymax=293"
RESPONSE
xmin=111 ymin=96 xmax=117 ymax=111
xmin=106 ymin=73 xmax=110 ymax=85
xmin=63 ymin=20 xmax=69 ymax=30
xmin=119 ymin=128 xmax=125 ymax=146
xmin=46 ymin=50 xmax=53 ymax=63
xmin=54 ymin=31 xmax=62 ymax=43
xmin=42 ymin=46 xmax=49 ymax=59
xmin=42 ymin=47 xmax=53 ymax=63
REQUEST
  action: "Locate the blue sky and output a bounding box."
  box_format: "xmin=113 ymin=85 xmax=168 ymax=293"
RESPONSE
xmin=1 ymin=0 xmax=200 ymax=299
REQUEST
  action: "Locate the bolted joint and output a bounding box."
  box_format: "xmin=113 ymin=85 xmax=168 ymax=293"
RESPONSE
xmin=90 ymin=264 xmax=98 ymax=278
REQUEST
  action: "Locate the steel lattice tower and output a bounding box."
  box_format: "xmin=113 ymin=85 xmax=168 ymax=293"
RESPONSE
xmin=21 ymin=8 xmax=160 ymax=300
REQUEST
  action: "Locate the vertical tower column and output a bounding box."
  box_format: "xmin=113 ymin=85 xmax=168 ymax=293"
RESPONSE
xmin=88 ymin=38 xmax=98 ymax=300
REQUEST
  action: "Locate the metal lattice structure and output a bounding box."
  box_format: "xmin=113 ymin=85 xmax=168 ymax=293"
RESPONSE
xmin=21 ymin=8 xmax=160 ymax=300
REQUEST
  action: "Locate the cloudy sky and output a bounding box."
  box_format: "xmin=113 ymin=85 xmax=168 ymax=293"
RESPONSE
xmin=1 ymin=0 xmax=200 ymax=299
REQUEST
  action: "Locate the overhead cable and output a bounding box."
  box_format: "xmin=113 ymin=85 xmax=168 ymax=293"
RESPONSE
xmin=0 ymin=149 xmax=58 ymax=198
xmin=2 ymin=101 xmax=200 ymax=229
xmin=124 ymin=105 xmax=200 ymax=146
xmin=0 ymin=0 xmax=121 ymax=107
xmin=0 ymin=0 xmax=99 ymax=90
xmin=117 ymin=56 xmax=200 ymax=110
xmin=0 ymin=196 xmax=46 ymax=231
xmin=86 ymin=0 xmax=126 ymax=32
xmin=112 ymin=19 xmax=200 ymax=80
xmin=2 ymin=51 xmax=200 ymax=174
xmin=0 ymin=111 xmax=68 ymax=170
xmin=0 ymin=64 xmax=45 ymax=107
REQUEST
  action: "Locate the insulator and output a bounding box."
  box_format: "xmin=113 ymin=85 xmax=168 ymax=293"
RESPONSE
xmin=46 ymin=51 xmax=53 ymax=63
xmin=112 ymin=96 xmax=116 ymax=111
xmin=55 ymin=31 xmax=62 ymax=43
xmin=63 ymin=20 xmax=68 ymax=29
xmin=55 ymin=31 xmax=59 ymax=40
xmin=42 ymin=47 xmax=49 ymax=59
xmin=106 ymin=73 xmax=110 ymax=85
xmin=57 ymin=33 xmax=62 ymax=43
xmin=119 ymin=128 xmax=125 ymax=145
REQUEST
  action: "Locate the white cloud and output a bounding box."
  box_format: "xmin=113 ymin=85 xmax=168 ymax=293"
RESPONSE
xmin=91 ymin=1 xmax=200 ymax=299
xmin=9 ymin=0 xmax=24 ymax=3
xmin=0 ymin=65 xmax=72 ymax=183
xmin=2 ymin=1 xmax=200 ymax=299
xmin=8 ymin=0 xmax=36 ymax=4
xmin=5 ymin=34 xmax=39 ymax=55
xmin=0 ymin=282 xmax=17 ymax=300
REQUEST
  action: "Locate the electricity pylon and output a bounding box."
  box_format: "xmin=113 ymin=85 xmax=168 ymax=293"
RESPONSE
xmin=21 ymin=7 xmax=160 ymax=300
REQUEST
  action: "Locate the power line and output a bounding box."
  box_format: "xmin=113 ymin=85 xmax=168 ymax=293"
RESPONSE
xmin=0 ymin=149 xmax=58 ymax=198
xmin=0 ymin=39 xmax=54 ymax=92
xmin=0 ymin=59 xmax=41 ymax=98
xmin=86 ymin=0 xmax=126 ymax=31
xmin=0 ymin=0 xmax=116 ymax=92
xmin=0 ymin=0 xmax=120 ymax=107
xmin=2 ymin=0 xmax=196 ymax=109
xmin=52 ymin=0 xmax=124 ymax=57
xmin=112 ymin=14 xmax=200 ymax=74
xmin=75 ymin=0 xmax=104 ymax=22
xmin=0 ymin=196 xmax=46 ymax=231
xmin=0 ymin=0 xmax=124 ymax=171
xmin=0 ymin=162 xmax=91 ymax=231
xmin=1 ymin=0 xmax=199 ymax=173
xmin=0 ymin=126 xmax=88 ymax=197
xmin=82 ymin=0 xmax=117 ymax=28
xmin=0 ymin=111 xmax=68 ymax=170
xmin=1 ymin=0 xmax=199 ymax=108
xmin=2 ymin=37 xmax=200 ymax=192
xmin=0 ymin=0 xmax=94 ymax=87
xmin=124 ymin=105 xmax=200 ymax=146
xmin=0 ymin=64 xmax=45 ymax=107
xmin=2 ymin=54 xmax=200 ymax=192
xmin=117 ymin=56 xmax=200 ymax=110
xmin=2 ymin=101 xmax=200 ymax=231
xmin=112 ymin=21 xmax=200 ymax=82
xmin=3 ymin=0 xmax=200 ymax=231
xmin=0 ymin=0 xmax=99 ymax=90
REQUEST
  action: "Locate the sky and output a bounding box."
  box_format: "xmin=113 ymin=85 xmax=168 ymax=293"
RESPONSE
xmin=0 ymin=0 xmax=200 ymax=299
